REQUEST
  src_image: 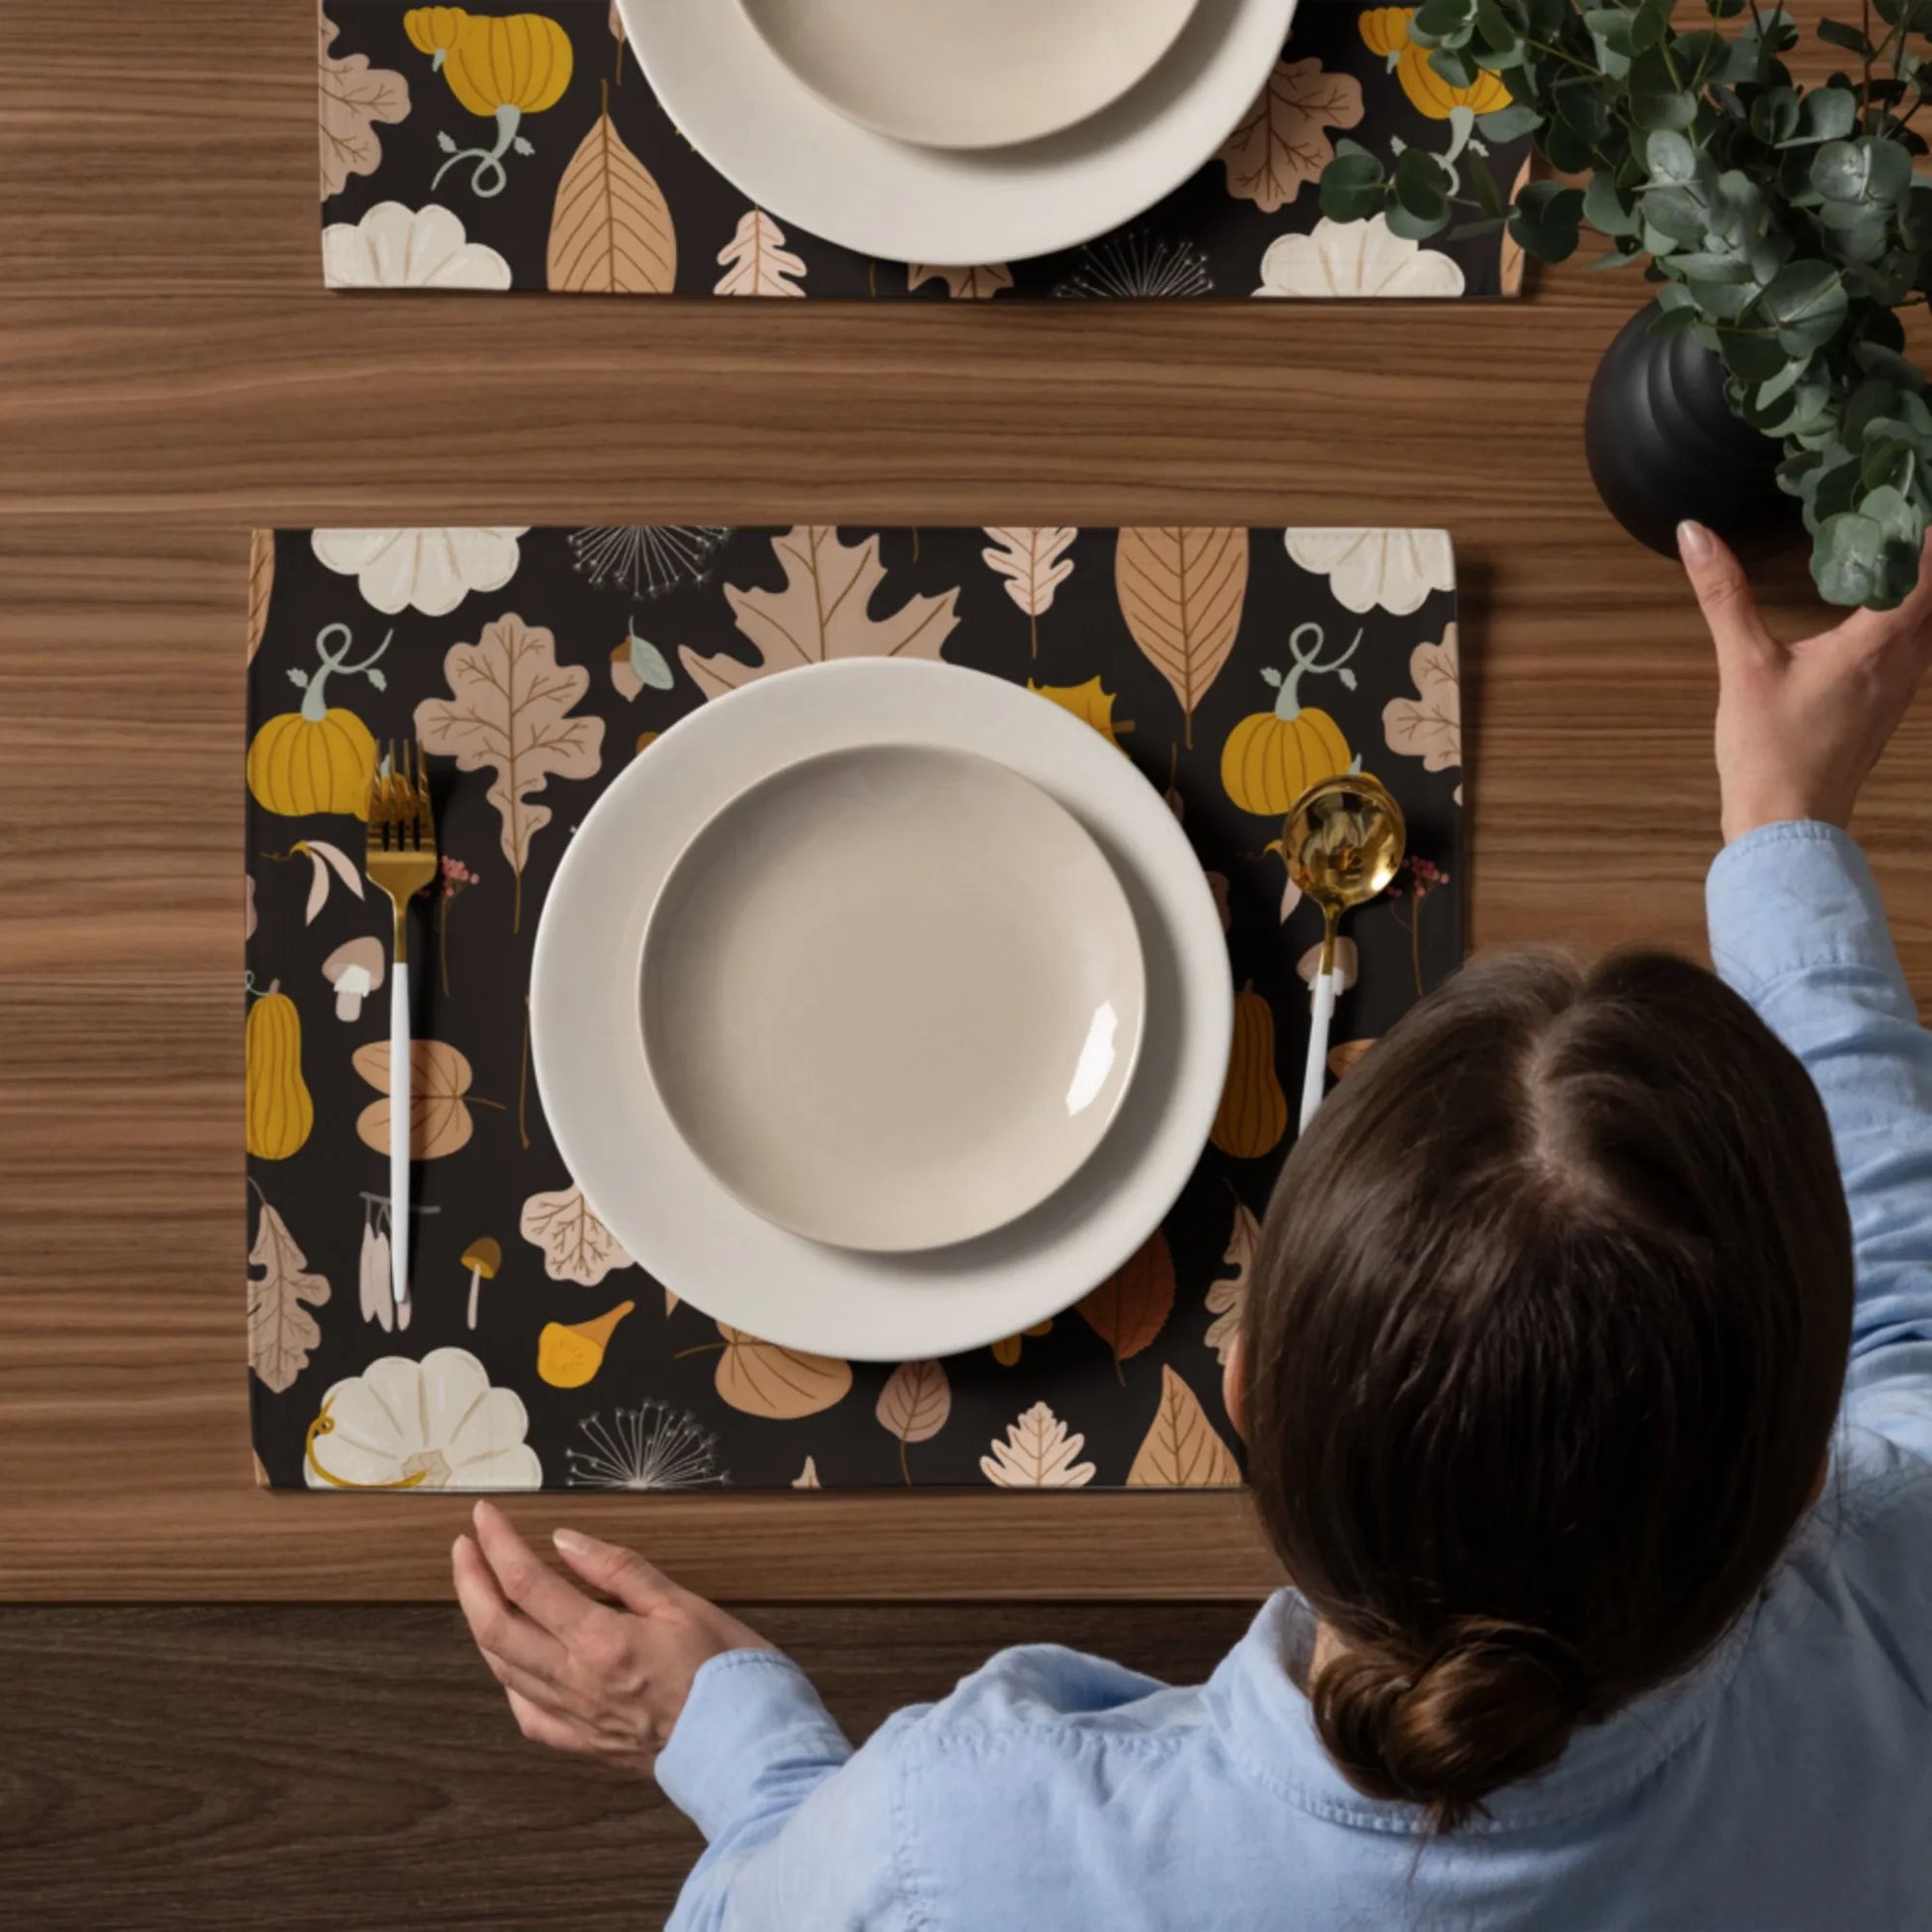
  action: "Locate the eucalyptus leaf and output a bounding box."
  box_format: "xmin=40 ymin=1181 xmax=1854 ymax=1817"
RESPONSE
xmin=1813 ymin=511 xmax=1919 ymax=607
xmin=1719 ymin=326 xmax=1788 ymax=383
xmin=1410 ymin=0 xmax=1481 ymax=46
xmin=1858 ymin=483 xmax=1921 ymax=543
xmin=1585 ymin=170 xmax=1640 ymax=234
xmin=1510 ymin=180 xmax=1586 ymax=259
xmin=1644 ymin=128 xmax=1703 ymax=183
xmin=1429 ymin=44 xmax=1481 ymax=87
xmin=1815 ymin=16 xmax=1876 ymax=54
xmin=1759 ymin=260 xmax=1847 ymax=353
xmin=1477 ymin=100 xmax=1545 ymax=142
xmin=1386 ymin=199 xmax=1453 ymax=240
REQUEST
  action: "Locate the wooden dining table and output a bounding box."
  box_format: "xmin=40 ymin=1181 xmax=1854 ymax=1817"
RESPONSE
xmin=2 ymin=0 xmax=1927 ymax=1923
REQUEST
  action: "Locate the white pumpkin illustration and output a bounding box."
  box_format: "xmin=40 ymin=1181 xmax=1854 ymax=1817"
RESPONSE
xmin=304 ymin=1346 xmax=542 ymax=1490
xmin=1254 ymin=214 xmax=1465 ymax=301
xmin=311 ymin=525 xmax=528 ymax=618
xmin=1284 ymin=527 xmax=1456 ymax=618
xmin=322 ymin=201 xmax=512 ymax=291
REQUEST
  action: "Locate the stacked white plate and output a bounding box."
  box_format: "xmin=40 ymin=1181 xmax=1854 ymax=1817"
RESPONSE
xmin=617 ymin=0 xmax=1301 ymax=265
xmin=532 ymin=660 xmax=1233 ymax=1361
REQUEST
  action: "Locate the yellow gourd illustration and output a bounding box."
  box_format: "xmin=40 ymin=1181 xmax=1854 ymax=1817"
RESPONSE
xmin=406 ymin=9 xmax=575 ymax=198
xmin=246 ymin=980 xmax=315 ymax=1161
xmin=1220 ymin=623 xmax=1361 ymax=818
xmin=1210 ymin=986 xmax=1289 ymax=1160
xmin=538 ymin=1300 xmax=634 ymax=1389
xmin=1029 ymin=676 xmax=1134 ymax=750
xmin=247 ymin=622 xmax=390 ymax=820
xmin=1360 ymin=8 xmax=1513 ymax=121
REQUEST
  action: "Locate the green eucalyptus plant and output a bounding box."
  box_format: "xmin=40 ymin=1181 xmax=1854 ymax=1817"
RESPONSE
xmin=1319 ymin=0 xmax=1932 ymax=608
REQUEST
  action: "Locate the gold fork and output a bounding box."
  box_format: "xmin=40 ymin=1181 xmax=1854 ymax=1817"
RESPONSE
xmin=365 ymin=740 xmax=439 ymax=1307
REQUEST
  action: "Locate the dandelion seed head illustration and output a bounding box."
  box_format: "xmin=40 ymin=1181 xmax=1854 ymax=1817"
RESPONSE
xmin=565 ymin=1400 xmax=728 ymax=1490
xmin=567 ymin=526 xmax=732 ymax=600
xmin=1053 ymin=231 xmax=1212 ymax=301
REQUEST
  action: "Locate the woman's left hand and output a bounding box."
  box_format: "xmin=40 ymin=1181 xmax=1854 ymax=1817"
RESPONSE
xmin=452 ymin=1499 xmax=777 ymax=1775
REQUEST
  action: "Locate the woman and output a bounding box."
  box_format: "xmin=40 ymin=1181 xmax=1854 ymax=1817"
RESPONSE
xmin=453 ymin=523 xmax=1932 ymax=1930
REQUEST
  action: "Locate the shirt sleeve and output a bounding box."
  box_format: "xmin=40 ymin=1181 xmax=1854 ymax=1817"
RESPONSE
xmin=657 ymin=1649 xmax=916 ymax=1931
xmin=1707 ymin=820 xmax=1932 ymax=1458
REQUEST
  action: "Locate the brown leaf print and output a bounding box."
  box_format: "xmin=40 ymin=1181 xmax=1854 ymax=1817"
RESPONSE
xmin=352 ymin=1038 xmax=488 ymax=1160
xmin=1217 ymin=59 xmax=1364 ymax=214
xmin=519 ymin=1183 xmax=634 ymax=1288
xmin=713 ymin=1325 xmax=853 ymax=1420
xmin=246 ymin=528 xmax=275 ymax=666
xmin=547 ymin=81 xmax=676 ymax=293
xmin=1077 ymin=1230 xmax=1175 ymax=1381
xmin=1126 ymin=1366 xmax=1243 ymax=1487
xmin=908 ymin=262 xmax=1014 ymax=300
xmin=876 ymin=1359 xmax=951 ymax=1482
xmin=1328 ymin=1037 xmax=1378 ymax=1079
xmin=318 ymin=6 xmax=410 ymax=201
xmin=1204 ymin=1197 xmax=1259 ymax=1365
xmin=1115 ymin=528 xmax=1249 ymax=749
xmin=1500 ymin=155 xmax=1535 ymax=297
xmin=1382 ymin=625 xmax=1461 ymax=804
xmin=415 ymin=614 xmax=605 ymax=931
xmin=680 ymin=527 xmax=960 ymax=699
xmin=247 ymin=1189 xmax=330 ymax=1394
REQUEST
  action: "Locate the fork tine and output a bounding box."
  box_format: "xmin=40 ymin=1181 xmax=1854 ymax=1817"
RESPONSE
xmin=414 ymin=742 xmax=435 ymax=850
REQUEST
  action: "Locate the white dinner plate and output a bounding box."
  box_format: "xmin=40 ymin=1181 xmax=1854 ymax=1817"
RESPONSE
xmin=738 ymin=0 xmax=1201 ymax=153
xmin=532 ymin=658 xmax=1232 ymax=1362
xmin=620 ymin=0 xmax=1300 ymax=266
xmin=640 ymin=744 xmax=1147 ymax=1253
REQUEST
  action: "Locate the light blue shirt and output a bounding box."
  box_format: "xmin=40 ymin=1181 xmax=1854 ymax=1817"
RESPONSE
xmin=658 ymin=822 xmax=1932 ymax=1931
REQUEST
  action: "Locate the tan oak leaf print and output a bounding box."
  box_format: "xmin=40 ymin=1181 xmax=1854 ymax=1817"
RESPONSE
xmin=1217 ymin=60 xmax=1364 ymax=213
xmin=1204 ymin=1197 xmax=1259 ymax=1365
xmin=681 ymin=527 xmax=960 ymax=699
xmin=248 ymin=1188 xmax=330 ymax=1394
xmin=352 ymin=1039 xmax=489 ymax=1160
xmin=1127 ymin=1366 xmax=1243 ymax=1488
xmin=908 ymin=263 xmax=1014 ymax=300
xmin=1115 ymin=528 xmax=1249 ymax=749
xmin=712 ymin=1325 xmax=853 ymax=1420
xmin=1382 ymin=624 xmax=1461 ymax=804
xmin=715 ymin=209 xmax=807 ymax=296
xmin=246 ymin=529 xmax=275 ymax=665
xmin=876 ymin=1359 xmax=951 ymax=1483
xmin=415 ymin=615 xmax=605 ymax=931
xmin=548 ymin=81 xmax=676 ymax=293
xmin=1077 ymin=1230 xmax=1175 ymax=1381
xmin=981 ymin=1402 xmax=1095 ymax=1488
xmin=318 ymin=6 xmax=410 ymax=201
xmin=982 ymin=527 xmax=1077 ymax=658
xmin=792 ymin=1455 xmax=822 ymax=1489
xmin=520 ymin=1184 xmax=634 ymax=1287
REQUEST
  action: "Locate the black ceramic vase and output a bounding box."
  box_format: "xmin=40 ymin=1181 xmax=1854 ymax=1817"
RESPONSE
xmin=1585 ymin=299 xmax=1797 ymax=557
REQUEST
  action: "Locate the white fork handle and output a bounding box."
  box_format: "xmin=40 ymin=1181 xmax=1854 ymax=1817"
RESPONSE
xmin=1299 ymin=970 xmax=1337 ymax=1135
xmin=391 ymin=960 xmax=411 ymax=1304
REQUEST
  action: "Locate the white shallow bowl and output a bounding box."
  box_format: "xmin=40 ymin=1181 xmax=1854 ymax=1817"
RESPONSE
xmin=621 ymin=0 xmax=1300 ymax=266
xmin=738 ymin=0 xmax=1202 ymax=153
xmin=640 ymin=743 xmax=1147 ymax=1253
xmin=532 ymin=658 xmax=1232 ymax=1362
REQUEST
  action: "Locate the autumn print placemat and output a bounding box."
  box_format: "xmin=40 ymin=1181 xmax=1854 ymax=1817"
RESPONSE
xmin=245 ymin=523 xmax=1463 ymax=1491
xmin=318 ymin=3 xmax=1531 ymax=299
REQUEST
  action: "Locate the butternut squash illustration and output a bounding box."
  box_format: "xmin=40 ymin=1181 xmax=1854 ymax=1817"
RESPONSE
xmin=538 ymin=1300 xmax=634 ymax=1389
xmin=1210 ymin=985 xmax=1288 ymax=1160
xmin=246 ymin=981 xmax=315 ymax=1161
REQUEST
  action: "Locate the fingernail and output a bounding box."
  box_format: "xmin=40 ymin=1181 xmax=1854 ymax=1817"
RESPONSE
xmin=553 ymin=1527 xmax=591 ymax=1555
xmin=453 ymin=1535 xmax=470 ymax=1559
xmin=1677 ymin=520 xmax=1713 ymax=564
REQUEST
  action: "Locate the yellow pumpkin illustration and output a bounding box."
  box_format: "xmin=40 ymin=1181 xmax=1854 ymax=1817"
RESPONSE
xmin=247 ymin=622 xmax=389 ymax=819
xmin=1360 ymin=7 xmax=1513 ymax=119
xmin=1220 ymin=622 xmax=1362 ymax=818
xmin=246 ymin=981 xmax=315 ymax=1161
xmin=1029 ymin=676 xmax=1134 ymax=750
xmin=407 ymin=8 xmax=575 ymax=197
xmin=1211 ymin=987 xmax=1289 ymax=1161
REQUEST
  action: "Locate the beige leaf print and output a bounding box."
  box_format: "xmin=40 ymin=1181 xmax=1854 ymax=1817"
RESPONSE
xmin=248 ymin=1191 xmax=330 ymax=1394
xmin=876 ymin=1359 xmax=951 ymax=1481
xmin=680 ymin=527 xmax=960 ymax=699
xmin=608 ymin=0 xmax=625 ymax=47
xmin=1382 ymin=624 xmax=1461 ymax=804
xmin=415 ymin=614 xmax=605 ymax=932
xmin=246 ymin=529 xmax=275 ymax=666
xmin=1077 ymin=1229 xmax=1176 ymax=1380
xmin=547 ymin=82 xmax=676 ymax=293
xmin=714 ymin=1325 xmax=853 ymax=1420
xmin=1115 ymin=528 xmax=1250 ymax=749
xmin=1217 ymin=59 xmax=1365 ymax=213
xmin=981 ymin=1401 xmax=1096 ymax=1488
xmin=982 ymin=527 xmax=1076 ymax=658
xmin=908 ymin=262 xmax=1014 ymax=300
xmin=318 ymin=6 xmax=411 ymax=201
xmin=1127 ymin=1366 xmax=1243 ymax=1488
xmin=1500 ymin=154 xmax=1535 ymax=297
xmin=519 ymin=1184 xmax=634 ymax=1287
xmin=715 ymin=208 xmax=807 ymax=297
xmin=1328 ymin=1037 xmax=1378 ymax=1080
xmin=1297 ymin=935 xmax=1360 ymax=992
xmin=791 ymin=1455 xmax=822 ymax=1489
xmin=352 ymin=1039 xmax=485 ymax=1160
xmin=1204 ymin=1197 xmax=1259 ymax=1365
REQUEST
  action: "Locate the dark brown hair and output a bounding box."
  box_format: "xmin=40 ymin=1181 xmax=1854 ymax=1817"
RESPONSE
xmin=1244 ymin=949 xmax=1853 ymax=1831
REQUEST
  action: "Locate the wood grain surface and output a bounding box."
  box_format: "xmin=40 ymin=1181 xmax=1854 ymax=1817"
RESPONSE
xmin=0 ymin=0 xmax=1927 ymax=1599
xmin=0 ymin=1599 xmax=1253 ymax=1928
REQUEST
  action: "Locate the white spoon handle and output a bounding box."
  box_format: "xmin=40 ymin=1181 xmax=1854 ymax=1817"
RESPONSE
xmin=1300 ymin=969 xmax=1336 ymax=1135
xmin=391 ymin=961 xmax=410 ymax=1304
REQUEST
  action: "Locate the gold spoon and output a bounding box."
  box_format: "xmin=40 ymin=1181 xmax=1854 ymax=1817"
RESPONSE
xmin=1282 ymin=771 xmax=1407 ymax=1132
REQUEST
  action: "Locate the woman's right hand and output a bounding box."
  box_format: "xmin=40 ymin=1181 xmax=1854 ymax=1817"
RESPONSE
xmin=1678 ymin=520 xmax=1932 ymax=843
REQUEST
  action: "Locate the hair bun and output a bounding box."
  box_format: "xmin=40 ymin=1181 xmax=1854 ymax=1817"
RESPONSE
xmin=1311 ymin=1619 xmax=1590 ymax=1829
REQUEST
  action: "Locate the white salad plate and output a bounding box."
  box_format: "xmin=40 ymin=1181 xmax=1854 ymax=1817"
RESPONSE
xmin=639 ymin=743 xmax=1147 ymax=1254
xmin=532 ymin=658 xmax=1232 ymax=1363
xmin=737 ymin=0 xmax=1202 ymax=153
xmin=619 ymin=0 xmax=1300 ymax=266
